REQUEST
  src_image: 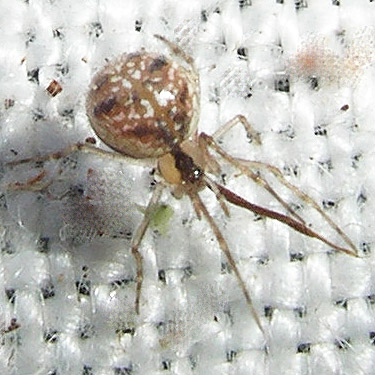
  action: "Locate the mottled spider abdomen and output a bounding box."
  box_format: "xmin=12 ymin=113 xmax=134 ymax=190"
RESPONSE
xmin=86 ymin=52 xmax=200 ymax=159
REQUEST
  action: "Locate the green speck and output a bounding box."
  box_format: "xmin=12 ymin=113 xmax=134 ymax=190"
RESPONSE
xmin=150 ymin=204 xmax=174 ymax=235
xmin=137 ymin=203 xmax=174 ymax=235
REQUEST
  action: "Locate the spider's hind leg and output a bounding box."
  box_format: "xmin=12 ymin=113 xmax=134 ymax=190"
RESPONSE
xmin=7 ymin=142 xmax=134 ymax=167
xmin=5 ymin=142 xmax=141 ymax=193
xmin=7 ymin=169 xmax=52 ymax=192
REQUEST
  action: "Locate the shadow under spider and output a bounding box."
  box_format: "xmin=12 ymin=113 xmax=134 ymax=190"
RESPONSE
xmin=6 ymin=35 xmax=358 ymax=342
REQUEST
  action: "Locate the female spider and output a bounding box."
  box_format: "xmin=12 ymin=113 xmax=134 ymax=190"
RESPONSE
xmin=8 ymin=35 xmax=358 ymax=337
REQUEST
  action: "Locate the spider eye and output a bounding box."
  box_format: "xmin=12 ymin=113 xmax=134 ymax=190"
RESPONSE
xmin=193 ymin=168 xmax=203 ymax=179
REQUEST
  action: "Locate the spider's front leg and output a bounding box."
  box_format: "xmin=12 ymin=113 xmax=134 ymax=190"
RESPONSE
xmin=212 ymin=116 xmax=356 ymax=251
xmin=198 ymin=115 xmax=306 ymax=224
xmin=198 ymin=115 xmax=358 ymax=256
xmin=227 ymin=157 xmax=358 ymax=254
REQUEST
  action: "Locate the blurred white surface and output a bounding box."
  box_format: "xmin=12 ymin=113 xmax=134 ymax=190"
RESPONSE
xmin=0 ymin=1 xmax=375 ymax=374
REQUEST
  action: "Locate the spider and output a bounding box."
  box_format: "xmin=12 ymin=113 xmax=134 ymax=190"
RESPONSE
xmin=7 ymin=35 xmax=358 ymax=338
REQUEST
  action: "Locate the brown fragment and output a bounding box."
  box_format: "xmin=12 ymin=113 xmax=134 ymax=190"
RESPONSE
xmin=85 ymin=137 xmax=97 ymax=144
xmin=46 ymin=80 xmax=63 ymax=97
xmin=1 ymin=318 xmax=20 ymax=334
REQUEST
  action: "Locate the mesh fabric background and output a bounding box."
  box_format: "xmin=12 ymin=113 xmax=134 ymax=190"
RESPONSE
xmin=0 ymin=0 xmax=375 ymax=374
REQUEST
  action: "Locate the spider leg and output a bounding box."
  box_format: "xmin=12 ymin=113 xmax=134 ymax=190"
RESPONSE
xmin=211 ymin=114 xmax=261 ymax=145
xmin=6 ymin=142 xmax=147 ymax=167
xmin=154 ymin=34 xmax=196 ymax=71
xmin=199 ymin=132 xmax=306 ymax=225
xmin=189 ymin=191 xmax=267 ymax=339
xmin=6 ymin=142 xmax=154 ymax=193
xmin=203 ymin=174 xmax=230 ymax=217
xmin=130 ymin=182 xmax=165 ymax=314
xmin=230 ymin=158 xmax=357 ymax=254
xmin=208 ymin=115 xmax=303 ymax=222
xmin=214 ymin=182 xmax=357 ymax=257
xmin=205 ymin=115 xmax=357 ymax=253
xmin=201 ymin=133 xmax=358 ymax=255
xmin=7 ymin=170 xmax=52 ymax=192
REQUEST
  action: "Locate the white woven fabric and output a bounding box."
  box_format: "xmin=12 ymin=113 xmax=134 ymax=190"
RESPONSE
xmin=1 ymin=1 xmax=374 ymax=374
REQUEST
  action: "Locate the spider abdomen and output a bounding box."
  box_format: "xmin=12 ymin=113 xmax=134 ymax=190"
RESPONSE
xmin=86 ymin=52 xmax=200 ymax=159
